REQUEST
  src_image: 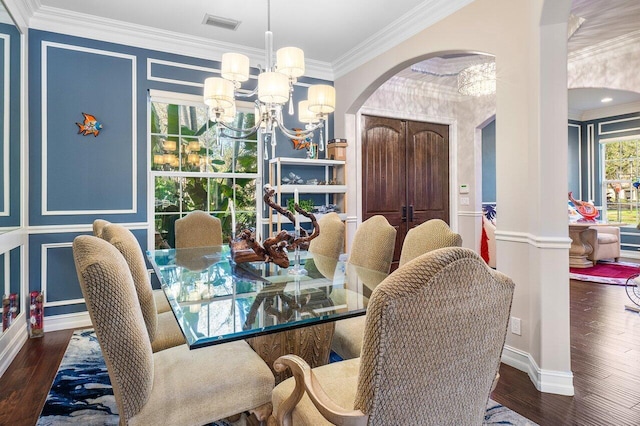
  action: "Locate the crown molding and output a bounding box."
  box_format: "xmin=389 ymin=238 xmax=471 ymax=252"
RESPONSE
xmin=2 ymin=0 xmax=39 ymax=31
xmin=28 ymin=5 xmax=335 ymax=81
xmin=332 ymin=0 xmax=474 ymax=79
xmin=579 ymin=100 xmax=640 ymax=122
xmin=568 ymin=28 xmax=640 ymax=63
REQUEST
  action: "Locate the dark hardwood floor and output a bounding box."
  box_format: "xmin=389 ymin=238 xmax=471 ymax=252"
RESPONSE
xmin=1 ymin=279 xmax=640 ymax=425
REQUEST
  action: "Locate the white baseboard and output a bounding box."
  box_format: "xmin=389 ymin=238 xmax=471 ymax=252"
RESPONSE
xmin=502 ymin=345 xmax=575 ymax=396
xmin=45 ymin=312 xmax=92 ymax=332
xmin=0 ymin=324 xmax=28 ymax=378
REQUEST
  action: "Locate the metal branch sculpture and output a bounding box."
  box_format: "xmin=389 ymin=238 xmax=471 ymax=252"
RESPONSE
xmin=230 ymin=184 xmax=320 ymax=268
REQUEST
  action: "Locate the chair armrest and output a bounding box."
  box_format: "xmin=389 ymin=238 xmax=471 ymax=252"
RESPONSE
xmin=273 ymin=355 xmax=368 ymax=426
xmin=594 ymin=226 xmax=620 ymax=238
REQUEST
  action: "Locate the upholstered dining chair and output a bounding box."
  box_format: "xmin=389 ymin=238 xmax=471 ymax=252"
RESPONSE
xmin=93 ymin=220 xmax=171 ymax=314
xmin=398 ymin=218 xmax=462 ymax=267
xmin=101 ymin=223 xmax=184 ymax=352
xmin=92 ymin=219 xmax=110 ymax=239
xmin=73 ymin=235 xmax=274 ymax=425
xmin=174 ymin=210 xmax=223 ymax=248
xmin=270 ymin=247 xmax=515 ymax=426
xmin=307 ymin=212 xmax=345 ymax=279
xmin=331 ymin=215 xmax=396 ymax=360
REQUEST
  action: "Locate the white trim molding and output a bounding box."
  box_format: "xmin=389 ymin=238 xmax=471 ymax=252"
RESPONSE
xmin=0 ymin=33 xmax=9 ymax=217
xmin=40 ymin=41 xmax=137 ymax=216
xmin=45 ymin=311 xmax=92 ymax=332
xmin=502 ymin=345 xmax=575 ymax=396
xmin=495 ymin=230 xmax=572 ymax=249
xmin=28 ymin=221 xmax=149 ymax=234
xmin=41 ymin=242 xmax=84 ymax=307
xmin=0 ymin=316 xmax=28 ymax=377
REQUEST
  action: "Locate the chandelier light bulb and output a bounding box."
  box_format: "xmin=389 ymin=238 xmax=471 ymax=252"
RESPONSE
xmin=258 ymin=71 xmax=290 ymax=104
xmin=204 ymin=77 xmax=235 ymax=108
xmin=298 ymin=100 xmax=319 ymax=124
xmin=276 ymin=47 xmax=305 ymax=78
xmin=308 ymin=85 xmax=336 ymax=114
xmin=221 ymin=53 xmax=250 ymax=83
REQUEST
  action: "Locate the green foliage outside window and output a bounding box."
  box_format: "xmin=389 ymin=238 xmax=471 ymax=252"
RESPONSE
xmin=151 ymin=100 xmax=259 ymax=247
xmin=603 ymin=139 xmax=640 ymax=225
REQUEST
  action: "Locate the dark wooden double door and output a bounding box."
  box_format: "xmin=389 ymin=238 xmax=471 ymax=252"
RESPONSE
xmin=361 ymin=115 xmax=450 ymax=270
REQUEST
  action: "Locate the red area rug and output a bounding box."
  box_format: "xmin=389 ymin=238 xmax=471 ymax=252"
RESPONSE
xmin=570 ymin=261 xmax=640 ymax=285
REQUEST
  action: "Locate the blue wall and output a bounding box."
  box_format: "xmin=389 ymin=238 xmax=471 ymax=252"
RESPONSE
xmin=28 ymin=29 xmax=334 ymax=317
xmin=0 ymin=22 xmax=21 ymax=228
xmin=481 ymin=119 xmax=496 ymax=203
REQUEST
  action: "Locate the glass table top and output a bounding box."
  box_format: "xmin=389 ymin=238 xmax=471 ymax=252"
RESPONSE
xmin=147 ymin=245 xmax=387 ymax=349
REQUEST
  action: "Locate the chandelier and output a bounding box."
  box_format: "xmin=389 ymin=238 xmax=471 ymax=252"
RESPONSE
xmin=457 ymin=61 xmax=496 ymax=97
xmin=203 ymin=0 xmax=335 ymax=159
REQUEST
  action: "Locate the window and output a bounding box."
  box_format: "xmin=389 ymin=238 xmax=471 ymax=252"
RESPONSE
xmin=601 ymin=138 xmax=640 ymax=224
xmin=149 ymin=92 xmax=260 ymax=248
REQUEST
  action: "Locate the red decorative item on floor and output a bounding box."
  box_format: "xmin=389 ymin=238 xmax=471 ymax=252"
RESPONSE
xmin=29 ymin=291 xmax=44 ymax=338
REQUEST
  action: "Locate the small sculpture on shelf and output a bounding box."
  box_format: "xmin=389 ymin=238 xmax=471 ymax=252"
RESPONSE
xmin=230 ymin=185 xmax=320 ymax=268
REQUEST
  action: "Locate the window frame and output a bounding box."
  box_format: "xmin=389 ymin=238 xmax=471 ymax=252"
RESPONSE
xmin=147 ymin=90 xmax=263 ymax=249
xmin=599 ymin=134 xmax=640 ymax=226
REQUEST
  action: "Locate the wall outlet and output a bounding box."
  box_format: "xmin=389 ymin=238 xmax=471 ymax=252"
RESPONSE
xmin=511 ymin=317 xmax=522 ymax=335
xmin=460 ymin=197 xmax=470 ymax=205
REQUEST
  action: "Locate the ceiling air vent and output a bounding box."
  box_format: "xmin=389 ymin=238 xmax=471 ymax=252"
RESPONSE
xmin=203 ymin=14 xmax=241 ymax=31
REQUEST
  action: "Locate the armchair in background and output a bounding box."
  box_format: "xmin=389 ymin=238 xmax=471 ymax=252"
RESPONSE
xmin=586 ymin=226 xmax=620 ymax=265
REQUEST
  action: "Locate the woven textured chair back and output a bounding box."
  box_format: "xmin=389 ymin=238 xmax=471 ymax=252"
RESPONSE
xmin=355 ymin=247 xmax=514 ymax=424
xmin=175 ymin=210 xmax=223 ymax=248
xmin=399 ymin=218 xmax=462 ymax=267
xmin=73 ymin=235 xmax=154 ymax=422
xmin=349 ymin=215 xmax=396 ymax=274
xmin=92 ymin=219 xmax=111 ymax=238
xmin=308 ymin=212 xmax=345 ymax=279
xmin=102 ymin=223 xmax=158 ymax=342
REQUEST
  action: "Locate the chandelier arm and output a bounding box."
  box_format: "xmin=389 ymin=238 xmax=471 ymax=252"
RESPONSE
xmin=275 ymin=121 xmax=324 ymax=140
xmin=235 ymin=85 xmax=259 ymax=99
xmin=217 ymin=120 xmax=263 ymax=138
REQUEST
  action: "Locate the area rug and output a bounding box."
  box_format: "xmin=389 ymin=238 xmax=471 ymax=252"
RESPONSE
xmin=570 ymin=261 xmax=640 ymax=285
xmin=37 ymin=329 xmax=538 ymax=426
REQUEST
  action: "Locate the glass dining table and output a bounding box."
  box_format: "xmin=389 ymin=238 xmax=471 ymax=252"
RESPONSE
xmin=147 ymin=245 xmax=388 ymax=382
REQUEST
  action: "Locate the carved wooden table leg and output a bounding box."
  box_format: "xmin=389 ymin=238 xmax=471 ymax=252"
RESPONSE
xmin=246 ymin=322 xmax=336 ymax=384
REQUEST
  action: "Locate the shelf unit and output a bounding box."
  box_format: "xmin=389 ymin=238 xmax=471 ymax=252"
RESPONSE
xmin=265 ymin=157 xmax=347 ymax=230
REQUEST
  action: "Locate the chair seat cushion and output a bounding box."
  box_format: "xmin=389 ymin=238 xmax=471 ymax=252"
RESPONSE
xmin=151 ymin=312 xmax=186 ymax=352
xmin=130 ymin=340 xmax=274 ymax=426
xmin=597 ymin=233 xmax=618 ymax=244
xmin=153 ymin=289 xmax=171 ymax=313
xmin=331 ymin=316 xmax=366 ymax=360
xmin=272 ymin=358 xmax=360 ymax=425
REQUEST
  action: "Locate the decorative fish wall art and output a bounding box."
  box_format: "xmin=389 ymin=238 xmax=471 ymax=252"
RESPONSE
xmin=76 ymin=112 xmax=103 ymax=137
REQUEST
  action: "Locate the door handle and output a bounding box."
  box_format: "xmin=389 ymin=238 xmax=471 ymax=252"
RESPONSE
xmin=409 ymin=205 xmax=414 ymax=222
xmin=402 ymin=206 xmax=407 ymax=222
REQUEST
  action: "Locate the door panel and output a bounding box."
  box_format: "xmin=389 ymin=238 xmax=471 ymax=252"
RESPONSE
xmin=362 ymin=115 xmax=406 ymax=267
xmin=407 ymin=121 xmax=449 ymax=228
xmin=362 ymin=115 xmax=449 ymax=271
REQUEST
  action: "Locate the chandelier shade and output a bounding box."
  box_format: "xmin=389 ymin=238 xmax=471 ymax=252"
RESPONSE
xmin=457 ymin=62 xmax=496 ymax=97
xmin=204 ymin=77 xmax=235 ymax=108
xmin=298 ymin=100 xmax=319 ymax=124
xmin=257 ymin=71 xmax=290 ymax=104
xmin=276 ymin=47 xmax=305 ymax=78
xmin=308 ymin=85 xmax=336 ymax=114
xmin=221 ymin=53 xmax=250 ymax=82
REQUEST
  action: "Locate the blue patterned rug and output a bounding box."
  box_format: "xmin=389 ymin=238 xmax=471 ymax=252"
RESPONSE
xmin=37 ymin=329 xmax=537 ymax=425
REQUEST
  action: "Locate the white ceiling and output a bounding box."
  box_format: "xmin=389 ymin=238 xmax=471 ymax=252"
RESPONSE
xmin=12 ymin=0 xmax=640 ymax=112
